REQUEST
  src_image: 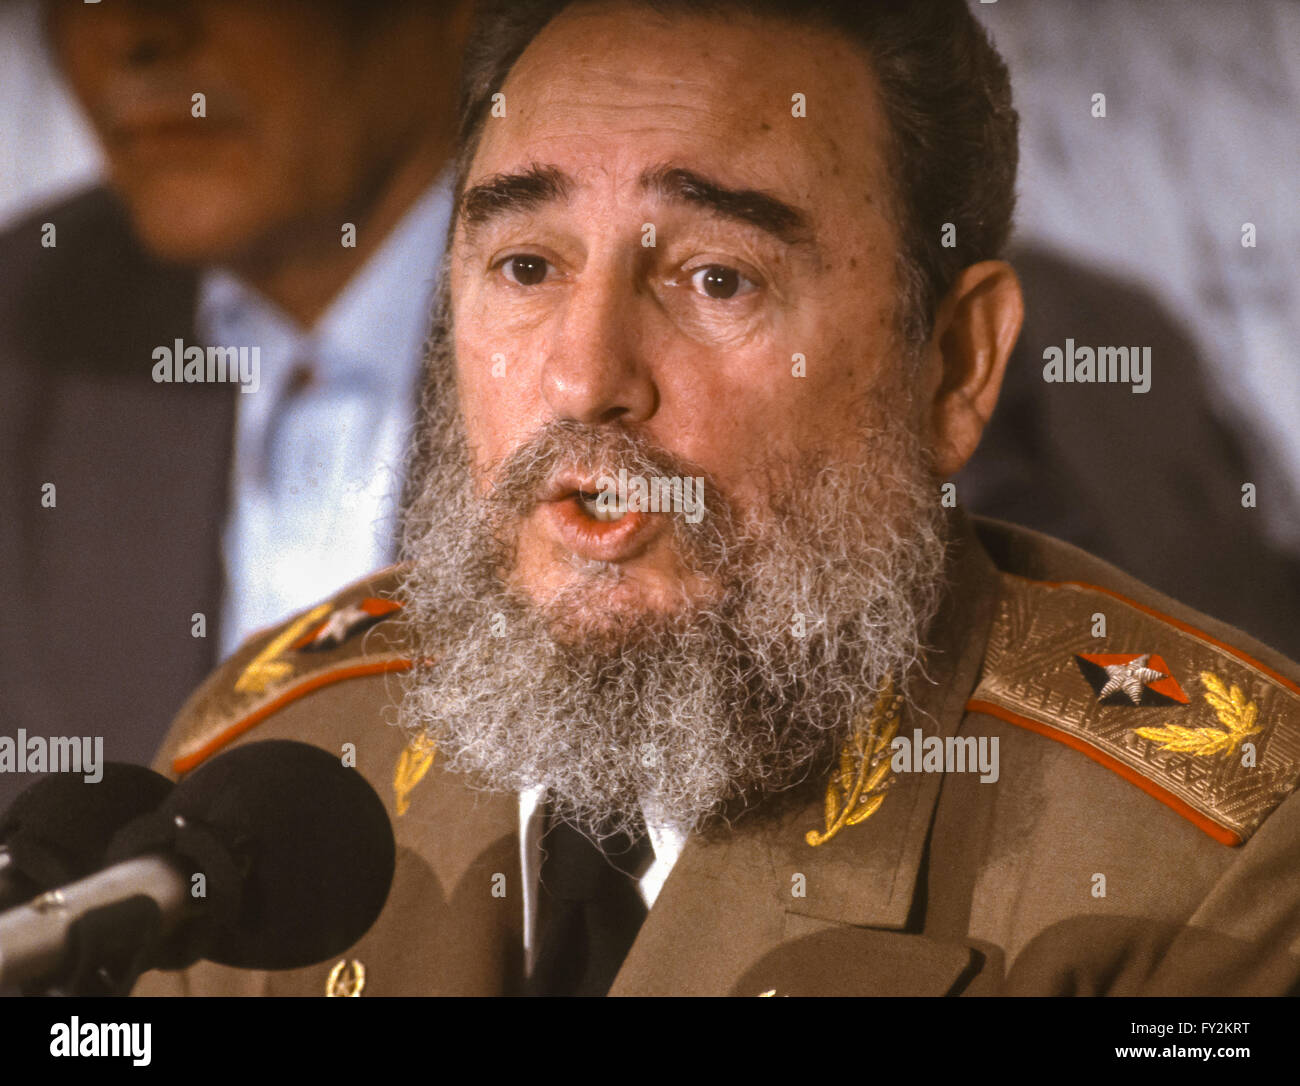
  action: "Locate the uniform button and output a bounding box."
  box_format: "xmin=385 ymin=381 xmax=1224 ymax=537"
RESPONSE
xmin=326 ymin=958 xmax=366 ymax=997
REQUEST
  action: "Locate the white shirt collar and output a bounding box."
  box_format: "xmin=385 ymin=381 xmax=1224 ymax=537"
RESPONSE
xmin=518 ymin=787 xmax=687 ymax=977
xmin=195 ymin=167 xmax=453 ymax=392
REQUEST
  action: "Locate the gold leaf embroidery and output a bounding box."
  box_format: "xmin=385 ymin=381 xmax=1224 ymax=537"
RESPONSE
xmin=394 ymin=735 xmax=437 ymax=817
xmin=234 ymin=602 xmax=333 ymax=695
xmin=1134 ymin=670 xmax=1261 ymax=756
xmin=805 ymin=680 xmax=901 ymax=847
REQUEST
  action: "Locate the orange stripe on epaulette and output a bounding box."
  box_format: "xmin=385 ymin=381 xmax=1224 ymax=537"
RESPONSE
xmin=1032 ymin=579 xmax=1300 ymax=698
xmin=967 ymin=698 xmax=1239 ymax=846
xmin=971 ymin=572 xmax=1300 ymax=847
xmin=172 ymin=658 xmax=413 ymax=775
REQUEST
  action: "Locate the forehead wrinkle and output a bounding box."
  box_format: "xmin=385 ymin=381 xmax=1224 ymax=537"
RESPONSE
xmin=507 ymin=42 xmax=770 ymax=146
xmin=513 ymin=42 xmax=734 ymax=107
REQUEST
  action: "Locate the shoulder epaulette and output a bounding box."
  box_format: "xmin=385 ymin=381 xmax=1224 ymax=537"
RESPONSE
xmin=968 ymin=572 xmax=1300 ymax=846
xmin=169 ymin=565 xmax=414 ymax=776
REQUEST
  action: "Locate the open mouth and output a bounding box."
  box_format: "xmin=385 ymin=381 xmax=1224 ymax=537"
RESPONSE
xmin=575 ymin=488 xmax=627 ymax=522
xmin=537 ymin=474 xmax=666 ymax=563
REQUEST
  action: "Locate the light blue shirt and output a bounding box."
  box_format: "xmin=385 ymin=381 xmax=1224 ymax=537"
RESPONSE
xmin=197 ymin=172 xmax=453 ymax=658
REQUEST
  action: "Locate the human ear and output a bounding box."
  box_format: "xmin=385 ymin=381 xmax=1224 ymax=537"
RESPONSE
xmin=918 ymin=260 xmax=1023 ymax=478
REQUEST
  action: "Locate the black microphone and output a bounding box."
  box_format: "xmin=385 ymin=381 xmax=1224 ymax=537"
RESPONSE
xmin=0 ymin=764 xmax=174 ymax=911
xmin=0 ymin=739 xmax=396 ymax=994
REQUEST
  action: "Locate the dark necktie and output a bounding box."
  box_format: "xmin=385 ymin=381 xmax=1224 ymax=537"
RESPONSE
xmin=524 ymin=809 xmax=653 ymax=996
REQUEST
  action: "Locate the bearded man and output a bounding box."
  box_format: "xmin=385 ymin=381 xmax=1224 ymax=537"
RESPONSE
xmin=137 ymin=0 xmax=1300 ymax=997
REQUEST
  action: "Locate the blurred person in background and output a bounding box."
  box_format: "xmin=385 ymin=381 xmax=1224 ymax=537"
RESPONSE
xmin=0 ymin=0 xmax=472 ymax=810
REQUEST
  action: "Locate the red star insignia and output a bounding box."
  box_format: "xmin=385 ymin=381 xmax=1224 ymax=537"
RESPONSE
xmin=292 ymin=597 xmax=402 ymax=652
xmin=1074 ymin=652 xmax=1189 ymax=706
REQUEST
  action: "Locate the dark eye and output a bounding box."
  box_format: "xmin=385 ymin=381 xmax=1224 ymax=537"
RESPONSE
xmin=688 ymin=264 xmax=755 ymax=300
xmin=501 ymin=254 xmax=550 ymax=286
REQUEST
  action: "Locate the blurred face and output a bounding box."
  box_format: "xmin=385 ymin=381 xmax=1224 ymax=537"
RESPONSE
xmin=399 ymin=6 xmax=950 ymax=835
xmin=449 ymin=4 xmax=919 ymax=636
xmin=48 ymin=0 xmax=457 ymax=264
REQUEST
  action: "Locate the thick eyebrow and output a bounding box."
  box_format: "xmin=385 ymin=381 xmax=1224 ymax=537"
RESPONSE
xmin=639 ymin=165 xmax=815 ymax=250
xmin=455 ymin=161 xmax=815 ymax=252
xmin=457 ymin=163 xmax=572 ymax=235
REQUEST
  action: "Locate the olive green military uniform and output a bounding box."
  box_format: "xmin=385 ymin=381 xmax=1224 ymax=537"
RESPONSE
xmin=132 ymin=513 xmax=1300 ymax=996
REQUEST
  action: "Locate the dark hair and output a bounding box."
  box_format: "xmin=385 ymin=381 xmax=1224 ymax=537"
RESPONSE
xmin=452 ymin=0 xmax=1017 ymax=348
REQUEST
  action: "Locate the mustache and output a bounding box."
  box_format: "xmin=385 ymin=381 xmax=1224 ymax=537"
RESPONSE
xmin=482 ymin=418 xmax=725 ymax=523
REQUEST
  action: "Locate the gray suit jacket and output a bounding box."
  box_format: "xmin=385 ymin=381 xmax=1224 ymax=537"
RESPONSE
xmin=0 ymin=188 xmax=234 ymax=811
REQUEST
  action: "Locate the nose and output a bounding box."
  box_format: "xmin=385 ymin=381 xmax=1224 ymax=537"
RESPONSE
xmin=90 ymin=0 xmax=200 ymax=67
xmin=540 ymin=263 xmax=658 ymax=426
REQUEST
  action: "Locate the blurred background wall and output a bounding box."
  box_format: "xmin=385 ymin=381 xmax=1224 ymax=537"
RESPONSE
xmin=972 ymin=0 xmax=1299 ymax=556
xmin=0 ymin=0 xmax=102 ymax=225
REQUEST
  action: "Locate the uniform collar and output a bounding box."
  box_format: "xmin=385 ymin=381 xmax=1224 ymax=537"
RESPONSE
xmin=638 ymin=507 xmax=1003 ymax=939
xmin=779 ymin=506 xmax=1003 ymax=929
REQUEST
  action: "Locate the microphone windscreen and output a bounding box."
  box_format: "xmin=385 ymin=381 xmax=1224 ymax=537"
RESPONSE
xmin=0 ymin=763 xmax=173 ymax=894
xmin=108 ymin=739 xmax=396 ymax=971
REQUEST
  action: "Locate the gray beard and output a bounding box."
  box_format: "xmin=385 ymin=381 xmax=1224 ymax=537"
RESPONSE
xmin=396 ymin=337 xmax=948 ymax=841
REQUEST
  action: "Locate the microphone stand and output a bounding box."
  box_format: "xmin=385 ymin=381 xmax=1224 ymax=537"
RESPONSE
xmin=0 ymin=856 xmax=189 ymax=997
xmin=44 ymin=895 xmax=165 ymax=996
